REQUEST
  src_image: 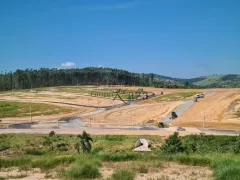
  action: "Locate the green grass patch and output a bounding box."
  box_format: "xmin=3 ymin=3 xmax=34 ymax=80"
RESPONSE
xmin=153 ymin=92 xmax=199 ymax=101
xmin=164 ymin=154 xmax=211 ymax=166
xmin=0 ymin=101 xmax=73 ymax=118
xmin=100 ymin=153 xmax=139 ymax=162
xmin=112 ymin=168 xmax=136 ymax=180
xmin=211 ymin=159 xmax=240 ymax=180
xmin=31 ymin=156 xmax=75 ymax=170
xmin=24 ymin=149 xmax=44 ymax=156
xmin=0 ymin=158 xmax=32 ymax=168
xmin=66 ymin=162 xmax=100 ymax=179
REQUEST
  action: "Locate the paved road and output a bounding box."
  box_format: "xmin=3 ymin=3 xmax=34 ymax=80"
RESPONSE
xmin=1 ymin=126 xmax=239 ymax=136
xmin=160 ymin=92 xmax=213 ymax=125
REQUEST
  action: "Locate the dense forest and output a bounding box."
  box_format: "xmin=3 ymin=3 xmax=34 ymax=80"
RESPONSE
xmin=0 ymin=67 xmax=195 ymax=91
xmin=0 ymin=67 xmax=239 ymax=91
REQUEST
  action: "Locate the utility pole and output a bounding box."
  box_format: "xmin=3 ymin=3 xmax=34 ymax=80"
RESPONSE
xmin=97 ymin=97 xmax=100 ymax=111
xmin=0 ymin=112 xmax=2 ymax=124
xmin=30 ymin=104 xmax=32 ymax=123
xmin=88 ymin=98 xmax=91 ymax=126
xmin=203 ymin=111 xmax=205 ymax=128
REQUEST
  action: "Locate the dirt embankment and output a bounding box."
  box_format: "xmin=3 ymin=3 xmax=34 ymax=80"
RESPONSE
xmin=173 ymin=90 xmax=240 ymax=130
xmin=92 ymin=102 xmax=181 ymax=125
xmin=104 ymin=86 xmax=240 ymax=94
xmin=1 ymin=105 xmax=94 ymax=124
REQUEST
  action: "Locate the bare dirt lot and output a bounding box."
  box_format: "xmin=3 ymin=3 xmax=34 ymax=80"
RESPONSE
xmin=101 ymin=161 xmax=213 ymax=180
xmin=172 ymin=89 xmax=240 ymax=130
xmin=0 ymin=91 xmax=122 ymax=107
xmin=1 ymin=86 xmax=240 ymax=131
xmin=0 ymin=162 xmax=213 ymax=180
xmin=91 ymin=102 xmax=182 ymax=125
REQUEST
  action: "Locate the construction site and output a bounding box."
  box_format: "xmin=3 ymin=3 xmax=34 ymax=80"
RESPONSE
xmin=0 ymin=86 xmax=239 ymax=134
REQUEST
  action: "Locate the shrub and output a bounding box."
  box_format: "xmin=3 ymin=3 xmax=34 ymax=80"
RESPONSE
xmin=66 ymin=163 xmax=100 ymax=179
xmin=91 ymin=147 xmax=103 ymax=154
xmin=49 ymin=131 xmax=55 ymax=137
xmin=137 ymin=164 xmax=148 ymax=173
xmin=0 ymin=145 xmax=9 ymax=151
xmin=112 ymin=168 xmax=135 ymax=180
xmin=56 ymin=143 xmax=69 ymax=151
xmin=160 ymin=132 xmax=183 ymax=154
xmin=182 ymin=138 xmax=197 ymax=154
xmin=25 ymin=149 xmax=43 ymax=155
xmin=233 ymin=136 xmax=240 ymax=154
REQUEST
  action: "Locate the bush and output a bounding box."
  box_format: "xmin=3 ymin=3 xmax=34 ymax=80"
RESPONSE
xmin=49 ymin=131 xmax=55 ymax=137
xmin=66 ymin=163 xmax=100 ymax=179
xmin=233 ymin=136 xmax=240 ymax=154
xmin=25 ymin=149 xmax=44 ymax=155
xmin=56 ymin=143 xmax=69 ymax=151
xmin=160 ymin=132 xmax=183 ymax=154
xmin=91 ymin=147 xmax=103 ymax=154
xmin=112 ymin=168 xmax=135 ymax=180
xmin=137 ymin=164 xmax=148 ymax=173
xmin=0 ymin=145 xmax=9 ymax=151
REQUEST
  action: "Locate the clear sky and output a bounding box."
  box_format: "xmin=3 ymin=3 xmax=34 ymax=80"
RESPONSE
xmin=1 ymin=0 xmax=240 ymax=78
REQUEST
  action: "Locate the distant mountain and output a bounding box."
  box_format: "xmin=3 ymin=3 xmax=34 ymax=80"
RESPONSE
xmin=153 ymin=74 xmax=240 ymax=88
xmin=192 ymin=74 xmax=240 ymax=88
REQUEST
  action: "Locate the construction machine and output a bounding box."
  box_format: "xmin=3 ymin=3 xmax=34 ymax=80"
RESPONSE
xmin=170 ymin=111 xmax=178 ymax=119
xmin=155 ymin=121 xmax=169 ymax=128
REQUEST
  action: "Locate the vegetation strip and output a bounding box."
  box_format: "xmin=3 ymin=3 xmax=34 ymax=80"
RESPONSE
xmin=0 ymin=133 xmax=240 ymax=180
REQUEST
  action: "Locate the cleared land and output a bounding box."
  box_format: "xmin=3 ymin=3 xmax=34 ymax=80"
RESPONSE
xmin=1 ymin=86 xmax=240 ymax=130
xmin=0 ymin=101 xmax=94 ymax=124
xmin=91 ymin=102 xmax=181 ymax=125
xmin=0 ymin=92 xmax=122 ymax=107
xmin=138 ymin=92 xmax=199 ymax=104
xmin=173 ymin=90 xmax=240 ymax=130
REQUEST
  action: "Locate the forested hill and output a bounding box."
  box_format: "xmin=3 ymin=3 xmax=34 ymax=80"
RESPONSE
xmin=0 ymin=67 xmax=193 ymax=91
xmin=0 ymin=67 xmax=239 ymax=91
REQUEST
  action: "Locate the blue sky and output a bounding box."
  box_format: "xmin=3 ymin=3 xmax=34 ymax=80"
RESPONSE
xmin=1 ymin=0 xmax=239 ymax=78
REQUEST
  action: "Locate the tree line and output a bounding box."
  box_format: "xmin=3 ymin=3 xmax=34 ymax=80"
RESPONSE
xmin=0 ymin=67 xmax=196 ymax=91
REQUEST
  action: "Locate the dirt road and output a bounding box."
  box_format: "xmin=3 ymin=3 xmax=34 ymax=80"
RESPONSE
xmin=91 ymin=102 xmax=182 ymax=124
xmin=173 ymin=90 xmax=240 ymax=130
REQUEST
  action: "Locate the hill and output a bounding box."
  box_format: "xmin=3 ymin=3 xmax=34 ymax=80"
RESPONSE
xmin=192 ymin=74 xmax=240 ymax=88
xmin=0 ymin=67 xmax=239 ymax=91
